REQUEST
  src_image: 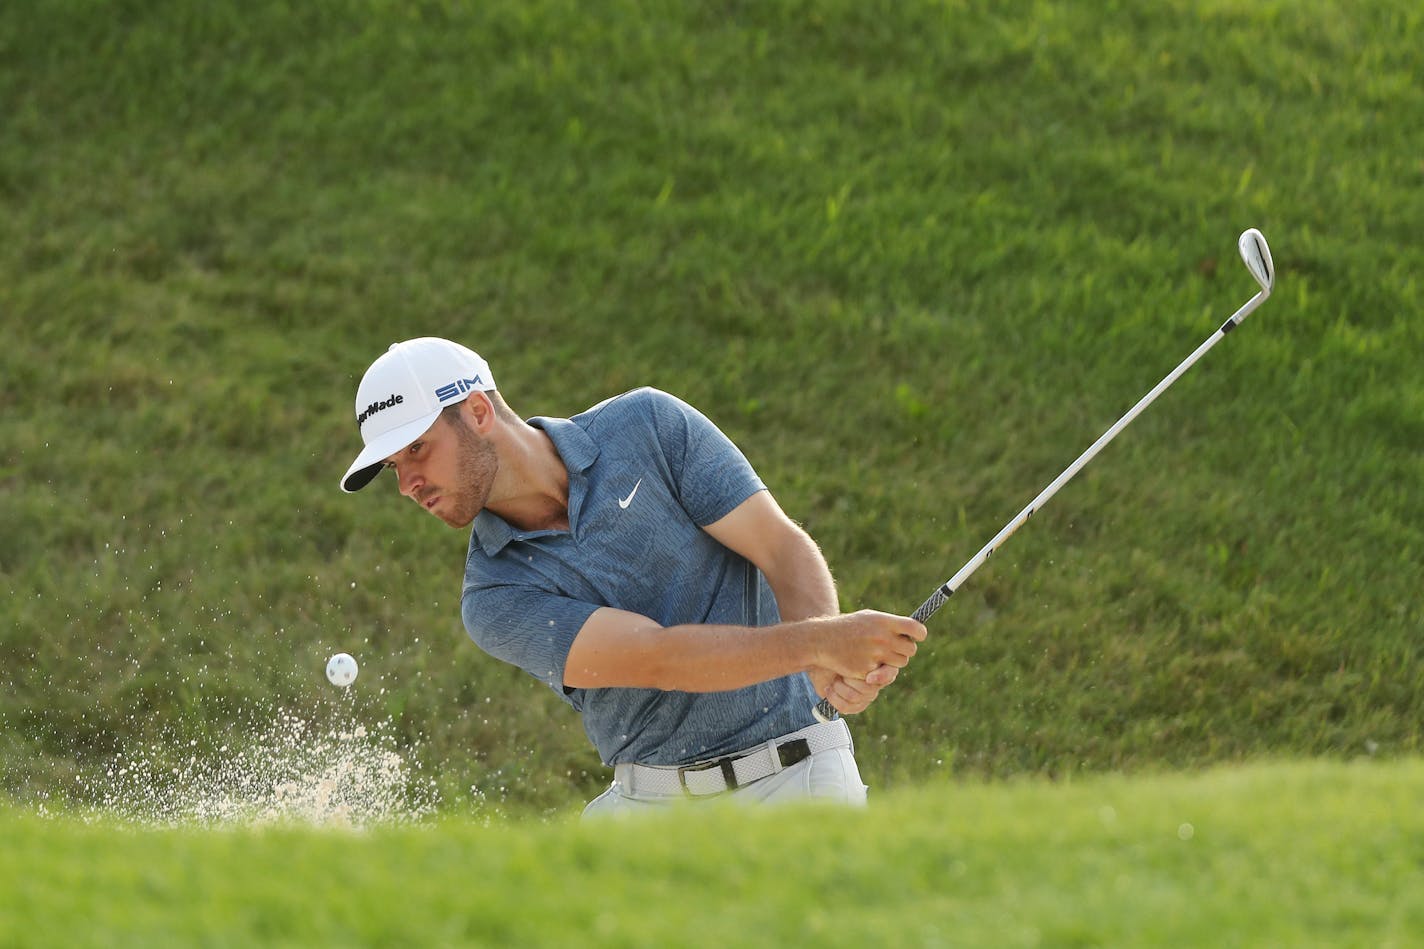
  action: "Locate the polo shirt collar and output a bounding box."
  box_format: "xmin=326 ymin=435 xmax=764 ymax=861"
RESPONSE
xmin=470 ymin=416 xmax=600 ymax=556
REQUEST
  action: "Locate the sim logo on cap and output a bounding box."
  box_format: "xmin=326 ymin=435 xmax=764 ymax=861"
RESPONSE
xmin=434 ymin=376 xmax=488 ymax=402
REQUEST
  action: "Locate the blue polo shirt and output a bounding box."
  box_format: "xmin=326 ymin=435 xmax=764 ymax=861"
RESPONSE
xmin=460 ymin=387 xmax=819 ymax=766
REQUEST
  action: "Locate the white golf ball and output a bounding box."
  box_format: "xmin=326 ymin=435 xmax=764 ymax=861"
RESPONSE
xmin=326 ymin=652 xmax=358 ymax=687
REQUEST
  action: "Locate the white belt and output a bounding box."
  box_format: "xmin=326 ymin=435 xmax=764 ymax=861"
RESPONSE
xmin=613 ymin=719 xmax=853 ymax=798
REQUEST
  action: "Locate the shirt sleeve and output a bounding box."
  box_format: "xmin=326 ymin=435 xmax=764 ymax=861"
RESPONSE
xmin=461 ymin=581 xmax=598 ymax=696
xmin=647 ymin=390 xmax=765 ymax=526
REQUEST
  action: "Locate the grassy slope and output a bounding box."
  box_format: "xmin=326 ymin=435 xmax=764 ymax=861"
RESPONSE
xmin=1 ymin=0 xmax=1422 ymax=812
xmin=3 ymin=759 xmax=1421 ymax=946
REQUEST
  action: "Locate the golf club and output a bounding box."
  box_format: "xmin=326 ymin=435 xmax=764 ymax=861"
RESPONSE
xmin=814 ymin=228 xmax=1276 ymax=723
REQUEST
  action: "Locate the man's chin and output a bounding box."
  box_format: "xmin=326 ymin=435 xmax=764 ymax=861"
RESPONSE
xmin=437 ymin=509 xmax=477 ymax=529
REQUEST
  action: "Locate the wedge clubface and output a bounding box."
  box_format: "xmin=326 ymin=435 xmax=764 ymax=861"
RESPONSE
xmin=1239 ymin=227 xmax=1275 ymax=295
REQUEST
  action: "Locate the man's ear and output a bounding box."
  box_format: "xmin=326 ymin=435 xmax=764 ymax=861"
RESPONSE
xmin=463 ymin=391 xmax=497 ymax=432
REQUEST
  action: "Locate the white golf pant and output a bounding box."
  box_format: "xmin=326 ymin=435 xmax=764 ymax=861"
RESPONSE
xmin=582 ymin=720 xmax=868 ymax=818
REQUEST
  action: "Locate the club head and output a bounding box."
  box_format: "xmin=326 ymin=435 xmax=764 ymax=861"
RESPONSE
xmin=1238 ymin=228 xmax=1274 ymax=295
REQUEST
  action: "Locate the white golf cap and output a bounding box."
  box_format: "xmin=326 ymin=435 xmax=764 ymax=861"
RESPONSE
xmin=340 ymin=337 xmax=496 ymax=493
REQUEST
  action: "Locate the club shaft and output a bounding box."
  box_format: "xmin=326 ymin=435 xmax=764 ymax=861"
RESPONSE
xmin=915 ymin=287 xmax=1268 ymax=619
xmin=813 ymin=288 xmax=1268 ymax=723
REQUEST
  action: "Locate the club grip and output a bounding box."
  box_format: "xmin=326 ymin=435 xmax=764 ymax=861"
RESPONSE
xmin=811 ymin=586 xmax=953 ymax=722
xmin=911 ymin=587 xmax=950 ymax=624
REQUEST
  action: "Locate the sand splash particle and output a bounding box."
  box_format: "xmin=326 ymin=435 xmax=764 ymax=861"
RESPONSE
xmin=82 ymin=710 xmax=438 ymax=830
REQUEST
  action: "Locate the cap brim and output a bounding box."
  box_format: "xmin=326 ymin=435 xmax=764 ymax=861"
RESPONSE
xmin=340 ymin=409 xmax=442 ymax=493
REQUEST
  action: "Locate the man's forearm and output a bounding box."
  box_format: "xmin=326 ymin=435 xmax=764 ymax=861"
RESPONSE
xmin=565 ymin=608 xmax=827 ymax=692
xmin=562 ymin=607 xmax=923 ymax=694
xmin=613 ymin=618 xmax=824 ymax=693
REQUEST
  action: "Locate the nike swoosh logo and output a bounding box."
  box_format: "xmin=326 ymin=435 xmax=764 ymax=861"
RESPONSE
xmin=618 ymin=478 xmax=643 ymax=510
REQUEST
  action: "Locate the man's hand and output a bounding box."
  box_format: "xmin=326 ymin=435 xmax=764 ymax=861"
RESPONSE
xmin=809 ymin=663 xmax=901 ymax=715
xmin=805 ymin=609 xmax=925 ymax=715
xmin=810 ymin=609 xmax=925 ymax=681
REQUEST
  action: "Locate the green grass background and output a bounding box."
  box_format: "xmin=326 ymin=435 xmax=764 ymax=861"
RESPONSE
xmin=2 ymin=0 xmax=1421 ymax=823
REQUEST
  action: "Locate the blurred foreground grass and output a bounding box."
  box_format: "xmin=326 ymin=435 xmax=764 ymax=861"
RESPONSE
xmin=3 ymin=758 xmax=1420 ymax=947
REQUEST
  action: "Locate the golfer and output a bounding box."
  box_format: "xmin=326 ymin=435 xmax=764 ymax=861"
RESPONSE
xmin=341 ymin=337 xmax=925 ymax=815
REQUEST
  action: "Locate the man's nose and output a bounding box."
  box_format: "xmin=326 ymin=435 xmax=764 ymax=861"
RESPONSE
xmin=398 ymin=466 xmax=424 ymax=499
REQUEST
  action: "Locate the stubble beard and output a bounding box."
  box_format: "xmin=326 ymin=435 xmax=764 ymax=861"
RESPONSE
xmin=438 ymin=417 xmax=498 ymax=528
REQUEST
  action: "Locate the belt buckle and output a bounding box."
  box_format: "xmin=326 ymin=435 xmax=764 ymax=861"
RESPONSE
xmin=777 ymin=737 xmax=811 ymax=767
xmin=677 ymin=756 xmax=739 ymax=796
xmin=676 ymin=737 xmax=814 ymax=797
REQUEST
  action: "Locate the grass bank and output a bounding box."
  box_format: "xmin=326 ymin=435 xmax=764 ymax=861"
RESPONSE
xmin=1 ymin=0 xmax=1421 ymax=811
